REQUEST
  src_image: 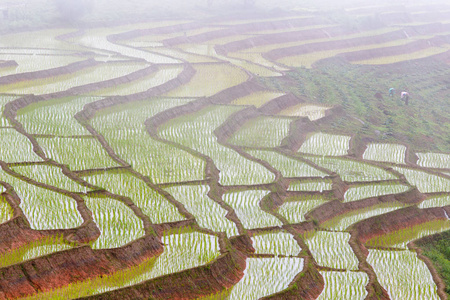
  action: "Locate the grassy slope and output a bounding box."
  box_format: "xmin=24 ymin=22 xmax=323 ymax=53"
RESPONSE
xmin=261 ymin=57 xmax=450 ymax=153
xmin=418 ymin=230 xmax=450 ymax=296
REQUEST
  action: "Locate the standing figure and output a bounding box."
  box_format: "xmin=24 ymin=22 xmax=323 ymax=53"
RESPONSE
xmin=389 ymin=87 xmax=395 ymax=97
xmin=401 ymin=91 xmax=409 ymax=105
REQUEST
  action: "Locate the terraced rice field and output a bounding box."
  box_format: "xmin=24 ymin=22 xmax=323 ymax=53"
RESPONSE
xmin=0 ymin=4 xmax=449 ymax=299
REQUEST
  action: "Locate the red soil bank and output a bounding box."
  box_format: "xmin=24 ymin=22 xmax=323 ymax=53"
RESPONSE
xmin=307 ymin=187 xmax=424 ymax=224
xmin=0 ymin=235 xmax=163 ymax=299
xmin=351 ymin=206 xmax=447 ymax=244
xmin=339 ymin=35 xmax=450 ymax=62
xmin=163 ymin=17 xmax=330 ymax=47
xmin=0 ymin=59 xmax=100 ymax=86
xmin=258 ymin=93 xmax=305 ymax=115
xmin=80 ymin=249 xmax=247 ymax=300
xmin=215 ymin=26 xmax=355 ymax=55
xmin=0 ymin=60 xmax=18 ymax=69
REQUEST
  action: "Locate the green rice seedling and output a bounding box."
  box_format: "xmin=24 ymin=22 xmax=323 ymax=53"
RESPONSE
xmin=0 ymin=169 xmax=83 ymax=230
xmin=165 ymin=64 xmax=249 ymax=97
xmin=84 ymin=172 xmax=184 ymax=224
xmin=230 ymin=91 xmax=285 ymax=108
xmin=0 ymin=128 xmax=41 ymax=163
xmin=251 ymin=231 xmax=301 ymax=256
xmin=366 ymin=219 xmax=450 ymax=249
xmin=367 ymin=249 xmax=440 ymax=300
xmin=159 ymin=105 xmax=274 ymax=185
xmin=23 ymin=229 xmax=220 ymax=299
xmin=316 ymin=271 xmax=369 ymax=300
xmin=12 ymin=165 xmax=89 ymax=193
xmin=74 ymin=33 xmax=180 ymax=64
xmin=227 ymin=51 xmax=290 ymax=70
xmin=225 ymin=257 xmax=304 ymax=299
xmin=362 ymin=143 xmax=406 ymax=164
xmin=343 ymin=183 xmax=410 ymax=203
xmin=222 ymin=190 xmax=282 ymax=229
xmin=0 ymin=235 xmax=74 ymax=268
xmin=299 ymin=132 xmax=351 ymax=156
xmin=17 ymin=97 xmax=101 ymax=136
xmin=37 ymin=137 xmax=118 ymax=171
xmin=228 ymin=116 xmax=292 ymax=148
xmin=84 ymin=196 xmax=145 ymax=249
xmin=0 ymin=195 xmax=13 ymax=224
xmin=305 ymin=231 xmax=359 ymax=270
xmin=0 ymin=61 xmax=148 ymax=95
xmin=288 ymin=179 xmax=333 ymax=192
xmin=307 ymin=156 xmax=397 ymax=182
xmin=278 ymin=195 xmax=328 ymax=224
xmin=393 ymin=167 xmax=450 ymax=193
xmin=91 ymin=98 xmax=205 ymax=184
xmin=150 ymin=47 xmax=220 ymax=63
xmin=218 ymin=55 xmax=282 ymax=77
xmin=164 ymin=185 xmax=238 ymax=236
xmin=248 ymin=150 xmax=328 ymax=178
xmin=90 ymin=65 xmax=183 ymax=96
xmin=278 ymin=104 xmax=331 ymax=121
xmin=322 ymin=202 xmax=407 ymax=231
xmin=418 ymin=195 xmax=450 ymax=209
xmin=416 ymin=152 xmax=450 ymax=169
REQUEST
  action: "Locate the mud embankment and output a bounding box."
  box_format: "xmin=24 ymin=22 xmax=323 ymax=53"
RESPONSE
xmin=81 ymin=249 xmax=247 ymax=300
xmin=258 ymin=93 xmax=305 ymax=115
xmin=0 ymin=235 xmax=162 ymax=299
xmin=0 ymin=60 xmax=18 ymax=69
xmin=0 ymin=59 xmax=99 ymax=86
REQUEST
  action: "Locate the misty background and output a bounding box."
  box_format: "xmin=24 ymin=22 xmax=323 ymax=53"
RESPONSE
xmin=1 ymin=0 xmax=449 ymax=33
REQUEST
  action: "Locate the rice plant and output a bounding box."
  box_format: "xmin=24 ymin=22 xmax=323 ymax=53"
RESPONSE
xmin=367 ymin=249 xmax=440 ymax=300
xmin=0 ymin=62 xmax=148 ymax=95
xmin=91 ymin=98 xmax=205 ymax=184
xmin=365 ymin=219 xmax=450 ymax=249
xmin=228 ymin=116 xmax=292 ymax=148
xmin=150 ymin=47 xmax=219 ymax=63
xmin=251 ymin=231 xmax=301 ymax=256
xmin=0 ymin=195 xmax=13 ymax=225
xmin=23 ymin=229 xmax=221 ymax=299
xmin=393 ymin=166 xmax=450 ymax=193
xmin=299 ymin=132 xmax=351 ymax=156
xmin=12 ymin=165 xmax=89 ymax=193
xmin=164 ymin=185 xmax=238 ymax=236
xmin=362 ymin=143 xmax=406 ymax=164
xmin=222 ymin=190 xmax=282 ymax=229
xmin=416 ymin=152 xmax=450 ymax=169
xmin=230 ymin=91 xmax=285 ymax=107
xmin=322 ymin=202 xmax=407 ymax=231
xmin=90 ymin=66 xmax=183 ymax=96
xmin=343 ymin=183 xmax=410 ymax=203
xmin=84 ymin=172 xmax=184 ymax=224
xmin=278 ymin=195 xmax=328 ymax=224
xmin=288 ymin=179 xmax=333 ymax=192
xmin=226 ymin=257 xmax=304 ymax=299
xmin=316 ymin=271 xmax=369 ymax=300
xmin=84 ymin=196 xmax=145 ymax=249
xmin=418 ymin=195 xmax=450 ymax=209
xmin=0 ymin=169 xmax=83 ymax=230
xmin=305 ymin=231 xmax=359 ymax=270
xmin=165 ymin=64 xmax=249 ymax=97
xmin=248 ymin=150 xmax=328 ymax=178
xmin=37 ymin=137 xmax=118 ymax=171
xmin=159 ymin=105 xmax=275 ymax=185
xmin=18 ymin=97 xmax=101 ymax=136
xmin=0 ymin=235 xmax=74 ymax=268
xmin=0 ymin=128 xmax=42 ymax=163
xmin=0 ymin=95 xmax=16 ymax=126
xmin=307 ymin=156 xmax=397 ymax=182
xmin=278 ymin=104 xmax=331 ymax=121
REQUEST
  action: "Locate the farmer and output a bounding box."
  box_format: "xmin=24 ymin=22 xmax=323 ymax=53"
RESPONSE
xmin=389 ymin=87 xmax=395 ymax=97
xmin=401 ymin=91 xmax=409 ymax=105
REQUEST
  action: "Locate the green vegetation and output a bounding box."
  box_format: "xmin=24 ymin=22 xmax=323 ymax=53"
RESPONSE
xmin=343 ymin=183 xmax=410 ymax=203
xmin=362 ymin=143 xmax=406 ymax=164
xmin=299 ymin=132 xmax=351 ymax=156
xmin=278 ymin=195 xmax=328 ymax=224
xmin=251 ymin=231 xmax=301 ymax=256
xmin=317 ymin=271 xmax=368 ymax=300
